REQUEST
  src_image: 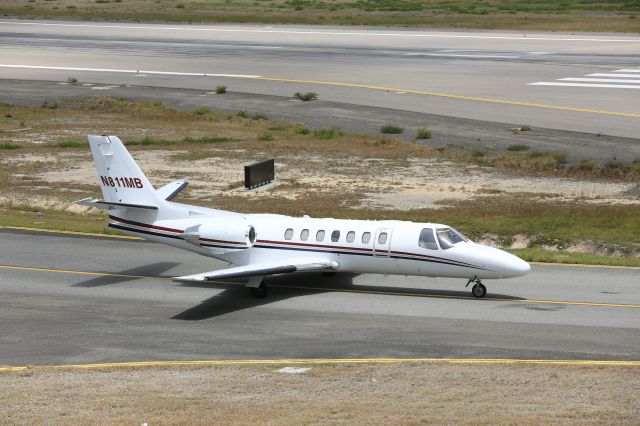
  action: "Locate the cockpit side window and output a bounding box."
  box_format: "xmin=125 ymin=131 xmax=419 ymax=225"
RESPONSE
xmin=418 ymin=228 xmax=438 ymax=250
xmin=436 ymin=228 xmax=466 ymax=250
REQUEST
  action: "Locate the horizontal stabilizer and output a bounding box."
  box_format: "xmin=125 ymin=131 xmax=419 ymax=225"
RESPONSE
xmin=156 ymin=180 xmax=188 ymax=201
xmin=174 ymin=259 xmax=340 ymax=282
xmin=76 ymin=197 xmax=158 ymax=210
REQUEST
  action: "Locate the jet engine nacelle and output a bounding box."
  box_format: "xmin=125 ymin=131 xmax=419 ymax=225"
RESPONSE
xmin=180 ymin=221 xmax=256 ymax=253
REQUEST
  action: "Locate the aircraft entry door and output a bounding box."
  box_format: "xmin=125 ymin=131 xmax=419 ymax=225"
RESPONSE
xmin=373 ymin=228 xmax=392 ymax=257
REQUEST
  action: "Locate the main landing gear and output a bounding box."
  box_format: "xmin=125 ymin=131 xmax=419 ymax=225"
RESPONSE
xmin=247 ymin=275 xmax=268 ymax=299
xmin=250 ymin=283 xmax=268 ymax=299
xmin=466 ymin=276 xmax=487 ymax=298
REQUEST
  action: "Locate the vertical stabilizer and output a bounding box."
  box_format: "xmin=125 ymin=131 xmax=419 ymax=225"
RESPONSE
xmin=87 ymin=135 xmax=160 ymax=207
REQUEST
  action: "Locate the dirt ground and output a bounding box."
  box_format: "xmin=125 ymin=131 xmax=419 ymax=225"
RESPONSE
xmin=1 ymin=362 xmax=638 ymax=425
xmin=3 ymin=149 xmax=637 ymax=214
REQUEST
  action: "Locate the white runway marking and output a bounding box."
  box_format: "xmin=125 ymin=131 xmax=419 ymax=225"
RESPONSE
xmin=529 ymin=68 xmax=640 ymax=90
xmin=405 ymin=53 xmax=519 ymax=58
xmin=276 ymin=367 xmax=311 ymax=374
xmin=2 ymin=21 xmax=640 ymax=42
xmin=560 ymin=77 xmax=640 ymax=84
xmin=587 ymin=73 xmax=640 ymax=79
xmin=0 ymin=64 xmax=261 ymax=78
xmin=529 ymin=82 xmax=640 ymax=89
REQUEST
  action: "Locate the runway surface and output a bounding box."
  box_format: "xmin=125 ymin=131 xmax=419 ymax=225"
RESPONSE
xmin=1 ymin=19 xmax=639 ymax=138
xmin=1 ymin=228 xmax=638 ymax=365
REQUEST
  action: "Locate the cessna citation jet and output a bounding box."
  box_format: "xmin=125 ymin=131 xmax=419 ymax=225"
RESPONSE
xmin=78 ymin=135 xmax=530 ymax=299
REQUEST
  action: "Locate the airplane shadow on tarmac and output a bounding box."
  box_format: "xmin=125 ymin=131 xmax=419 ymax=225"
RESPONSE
xmin=72 ymin=262 xmax=181 ymax=287
xmin=73 ymin=266 xmax=526 ymax=320
xmin=171 ymin=272 xmax=527 ymax=321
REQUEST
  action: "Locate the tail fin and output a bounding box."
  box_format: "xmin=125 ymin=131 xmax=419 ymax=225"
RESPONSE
xmin=86 ymin=135 xmax=161 ymax=207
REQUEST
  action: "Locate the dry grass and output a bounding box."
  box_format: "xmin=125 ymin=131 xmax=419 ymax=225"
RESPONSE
xmin=0 ymin=363 xmax=638 ymax=424
xmin=1 ymin=0 xmax=639 ymax=31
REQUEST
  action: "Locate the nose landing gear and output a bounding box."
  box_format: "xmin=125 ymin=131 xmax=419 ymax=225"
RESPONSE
xmin=466 ymin=276 xmax=487 ymax=298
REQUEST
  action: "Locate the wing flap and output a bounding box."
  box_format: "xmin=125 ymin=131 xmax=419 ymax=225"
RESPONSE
xmin=174 ymin=259 xmax=340 ymax=282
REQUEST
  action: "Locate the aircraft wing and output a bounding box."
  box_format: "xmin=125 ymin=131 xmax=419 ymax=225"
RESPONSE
xmin=174 ymin=259 xmax=340 ymax=282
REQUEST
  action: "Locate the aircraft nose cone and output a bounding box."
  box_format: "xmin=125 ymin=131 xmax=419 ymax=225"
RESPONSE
xmin=502 ymin=253 xmax=530 ymax=277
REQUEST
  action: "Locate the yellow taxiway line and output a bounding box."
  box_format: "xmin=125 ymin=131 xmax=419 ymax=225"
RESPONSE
xmin=2 ymin=226 xmax=639 ymax=270
xmin=1 ymin=225 xmax=142 ymax=240
xmin=254 ymin=76 xmax=640 ymax=118
xmin=1 ymin=264 xmax=639 ymax=309
xmin=0 ymin=357 xmax=638 ymax=373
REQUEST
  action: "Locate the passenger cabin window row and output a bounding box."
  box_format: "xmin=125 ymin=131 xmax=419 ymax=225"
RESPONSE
xmin=282 ymin=228 xmax=382 ymax=245
xmin=283 ymin=226 xmax=467 ymax=251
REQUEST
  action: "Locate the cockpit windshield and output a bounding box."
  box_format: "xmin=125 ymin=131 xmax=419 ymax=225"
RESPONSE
xmin=436 ymin=227 xmax=468 ymax=250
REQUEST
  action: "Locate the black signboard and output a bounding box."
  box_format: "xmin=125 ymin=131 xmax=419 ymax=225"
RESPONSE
xmin=244 ymin=158 xmax=274 ymax=189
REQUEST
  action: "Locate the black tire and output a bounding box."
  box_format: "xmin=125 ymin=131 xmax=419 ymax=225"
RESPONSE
xmin=322 ymin=271 xmax=337 ymax=277
xmin=472 ymin=283 xmax=487 ymax=298
xmin=250 ymin=284 xmax=267 ymax=299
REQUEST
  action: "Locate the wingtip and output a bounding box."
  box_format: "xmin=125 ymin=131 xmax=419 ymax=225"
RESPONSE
xmin=173 ymin=275 xmax=206 ymax=282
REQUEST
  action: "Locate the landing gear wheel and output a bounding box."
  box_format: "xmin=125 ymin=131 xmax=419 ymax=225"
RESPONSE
xmin=472 ymin=282 xmax=487 ymax=298
xmin=250 ymin=283 xmax=268 ymax=299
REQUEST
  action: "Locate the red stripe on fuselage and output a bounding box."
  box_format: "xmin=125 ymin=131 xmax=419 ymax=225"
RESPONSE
xmin=109 ymin=216 xmax=477 ymax=268
xmin=257 ymin=239 xmax=372 ymax=252
xmin=109 ymin=215 xmax=182 ymax=233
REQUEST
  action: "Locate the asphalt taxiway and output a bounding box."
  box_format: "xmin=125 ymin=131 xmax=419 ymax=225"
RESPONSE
xmin=0 ymin=20 xmax=639 ymax=138
xmin=1 ymin=228 xmax=638 ymax=365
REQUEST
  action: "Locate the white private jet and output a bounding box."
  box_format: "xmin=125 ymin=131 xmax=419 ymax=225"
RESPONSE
xmin=78 ymin=135 xmax=530 ymax=299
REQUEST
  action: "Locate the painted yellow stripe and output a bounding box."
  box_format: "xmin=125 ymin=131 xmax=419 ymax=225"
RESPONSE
xmin=3 ymin=226 xmax=639 ymax=270
xmin=530 ymin=261 xmax=640 ymax=270
xmin=1 ymin=357 xmax=638 ymax=373
xmin=269 ymin=283 xmax=640 ymax=309
xmin=0 ymin=265 xmax=172 ymax=280
xmin=1 ymin=225 xmax=142 ymax=240
xmin=2 ymin=264 xmax=639 ymax=309
xmin=255 ymin=76 xmax=640 ymax=118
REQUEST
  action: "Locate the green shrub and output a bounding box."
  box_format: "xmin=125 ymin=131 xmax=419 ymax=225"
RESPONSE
xmin=0 ymin=143 xmax=20 ymax=149
xmin=295 ymin=125 xmax=310 ymax=135
xmin=507 ymin=144 xmax=530 ymax=152
xmin=578 ymin=160 xmax=599 ymax=171
xmin=215 ymin=85 xmax=227 ymax=94
xmin=126 ymin=137 xmax=173 ymax=146
xmin=313 ymin=126 xmax=343 ymax=139
xmin=56 ymin=141 xmax=87 ymax=148
xmin=380 ymin=124 xmax=403 ymax=134
xmin=416 ymin=128 xmax=432 ymax=139
xmin=252 ymin=112 xmax=268 ymax=120
xmin=67 ymin=77 xmax=78 ymax=84
xmin=257 ymin=133 xmax=273 ymax=141
xmin=195 ymin=107 xmax=212 ymax=115
xmin=294 ymin=92 xmax=318 ymax=101
xmin=520 ymin=125 xmax=531 ymax=131
xmin=183 ymin=136 xmax=230 ymax=144
xmin=236 ymin=109 xmax=249 ymax=118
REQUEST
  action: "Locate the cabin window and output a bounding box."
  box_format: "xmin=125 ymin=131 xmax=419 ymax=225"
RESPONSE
xmin=331 ymin=230 xmax=340 ymax=242
xmin=316 ymin=230 xmax=325 ymax=242
xmin=300 ymin=229 xmax=309 ymax=241
xmin=378 ymin=232 xmax=388 ymax=245
xmin=362 ymin=232 xmax=371 ymax=244
xmin=284 ymin=228 xmax=294 ymax=240
xmin=418 ymin=228 xmax=438 ymax=250
xmin=436 ymin=228 xmax=466 ymax=250
xmin=346 ymin=231 xmax=356 ymax=243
